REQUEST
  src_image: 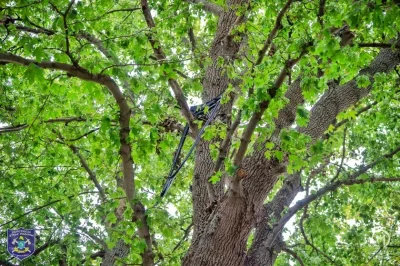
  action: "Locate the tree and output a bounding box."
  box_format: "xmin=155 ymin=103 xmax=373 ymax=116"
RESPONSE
xmin=0 ymin=0 xmax=400 ymax=265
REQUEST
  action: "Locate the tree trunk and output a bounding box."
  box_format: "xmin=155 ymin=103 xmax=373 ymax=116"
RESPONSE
xmin=185 ymin=22 xmax=400 ymax=265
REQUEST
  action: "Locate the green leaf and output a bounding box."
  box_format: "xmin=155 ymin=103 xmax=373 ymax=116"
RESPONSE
xmin=209 ymin=171 xmax=222 ymax=184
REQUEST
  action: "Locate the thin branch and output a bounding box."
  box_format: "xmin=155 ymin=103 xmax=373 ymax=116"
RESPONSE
xmin=141 ymin=0 xmax=195 ymax=131
xmin=0 ymin=124 xmax=28 ymax=133
xmin=77 ymin=226 xmax=107 ymax=248
xmin=282 ymin=246 xmax=305 ymax=266
xmin=174 ymin=68 xmax=189 ymax=79
xmin=188 ymin=27 xmax=197 ymax=52
xmin=357 ymin=43 xmax=400 ymax=49
xmin=15 ymin=25 xmax=55 ymax=35
xmin=214 ymin=111 xmax=242 ymax=174
xmin=105 ymin=7 xmax=141 ymax=15
xmin=349 ymin=144 xmax=400 ymax=179
xmin=66 ymin=128 xmax=100 ymax=141
xmin=207 ymin=111 xmax=241 ymax=200
xmin=45 ymin=117 xmax=87 ymax=123
xmin=0 ymin=191 xmax=98 ymax=228
xmin=255 ymin=0 xmax=293 ymax=66
xmin=99 ymin=57 xmax=195 ymax=74
xmin=367 ymin=246 xmax=383 ymax=263
xmin=32 ymin=241 xmax=58 ymax=256
xmin=232 ymin=47 xmax=309 ymax=188
xmin=185 ymin=0 xmax=224 ymax=16
xmin=67 ymin=144 xmax=107 ymax=202
xmin=50 ymin=1 xmax=76 ymax=64
xmin=0 ymin=117 xmax=87 ymax=134
xmin=80 ymin=250 xmax=105 ymax=264
xmin=172 ymin=223 xmax=193 ymax=252
xmin=317 ymin=0 xmax=326 ymax=26
xmin=299 ymin=206 xmax=336 ymax=264
xmin=330 ymin=127 xmax=347 ymax=183
xmin=324 ymin=101 xmax=378 ymax=139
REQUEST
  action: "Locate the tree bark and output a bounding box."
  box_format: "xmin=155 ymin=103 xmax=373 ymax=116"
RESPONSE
xmin=184 ymin=2 xmax=400 ymax=259
xmin=244 ymin=38 xmax=400 ymax=266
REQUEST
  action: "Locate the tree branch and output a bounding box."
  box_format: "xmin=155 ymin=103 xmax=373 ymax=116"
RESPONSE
xmin=0 ymin=52 xmax=135 ymax=208
xmin=269 ymin=148 xmax=400 ymax=249
xmin=282 ymin=246 xmax=305 ymax=266
xmin=132 ymin=202 xmax=155 ymax=266
xmin=299 ymin=206 xmax=336 ymax=264
xmin=140 ymin=0 xmax=196 ymax=131
xmin=0 ymin=191 xmax=97 ymax=228
xmin=255 ymin=0 xmax=294 ymax=66
xmin=77 ymin=226 xmax=107 ymax=248
xmin=185 ymin=0 xmax=224 ymax=16
xmin=105 ymin=7 xmax=141 ymax=15
xmin=0 ymin=117 xmax=88 ymax=135
xmin=317 ymin=0 xmax=326 ymax=26
xmin=0 ymin=124 xmax=28 ymax=133
xmin=32 ymin=241 xmax=58 ymax=256
xmin=323 ymin=101 xmax=378 ymax=139
xmin=357 ymin=42 xmax=400 ymax=49
xmin=207 ymin=111 xmax=241 ymax=200
xmin=80 ymin=250 xmax=105 ymax=264
xmin=67 ymin=144 xmax=107 ymax=202
xmin=330 ymin=127 xmax=347 ymax=183
xmin=348 ymin=145 xmax=400 ymax=179
xmin=65 ymin=128 xmax=100 ymax=141
xmin=50 ymin=1 xmax=76 ymax=64
xmin=233 ymin=48 xmax=309 ymax=186
xmin=172 ymin=223 xmax=194 ymax=252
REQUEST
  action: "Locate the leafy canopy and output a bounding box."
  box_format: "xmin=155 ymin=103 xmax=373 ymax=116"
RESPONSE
xmin=0 ymin=0 xmax=400 ymax=265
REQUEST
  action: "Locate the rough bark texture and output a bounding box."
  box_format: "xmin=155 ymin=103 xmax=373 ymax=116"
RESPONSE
xmin=189 ymin=0 xmax=248 ymax=248
xmin=243 ymin=39 xmax=400 ymax=265
xmin=102 ymin=241 xmax=130 ymax=266
xmin=183 ymin=5 xmax=400 ymax=262
xmin=2 ymin=2 xmax=400 ymax=266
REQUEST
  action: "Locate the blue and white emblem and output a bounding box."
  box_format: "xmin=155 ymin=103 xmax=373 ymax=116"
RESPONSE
xmin=7 ymin=228 xmax=35 ymax=261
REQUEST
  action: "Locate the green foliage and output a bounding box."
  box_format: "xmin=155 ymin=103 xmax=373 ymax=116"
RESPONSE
xmin=1 ymin=0 xmax=400 ymax=265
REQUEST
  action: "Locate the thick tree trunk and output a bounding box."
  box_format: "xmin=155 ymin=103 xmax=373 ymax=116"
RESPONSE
xmin=186 ymin=21 xmax=400 ymax=265
xmin=187 ymin=1 xmax=249 ymax=263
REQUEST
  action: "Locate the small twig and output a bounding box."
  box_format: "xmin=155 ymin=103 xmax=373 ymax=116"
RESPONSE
xmin=67 ymin=144 xmax=107 ymax=202
xmin=141 ymin=0 xmax=196 ymax=131
xmin=105 ymin=7 xmax=141 ymax=15
xmin=0 ymin=117 xmax=88 ymax=134
xmin=172 ymin=223 xmax=193 ymax=252
xmin=65 ymin=127 xmax=100 ymax=141
xmin=282 ymin=246 xmax=305 ymax=266
xmin=255 ymin=0 xmax=294 ymax=66
xmin=330 ymin=127 xmax=347 ymax=183
xmin=77 ymin=226 xmax=107 ymax=248
xmin=0 ymin=191 xmax=98 ymax=228
xmin=299 ymin=207 xmax=336 ymax=264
